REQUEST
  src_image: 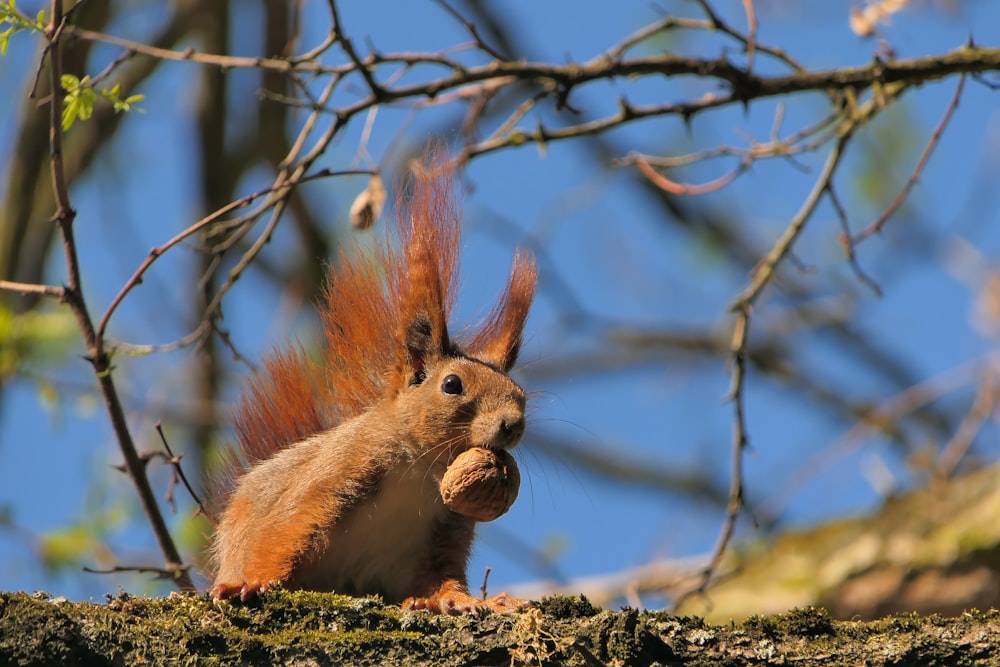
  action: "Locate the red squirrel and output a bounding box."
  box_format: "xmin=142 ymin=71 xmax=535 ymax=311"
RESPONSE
xmin=209 ymin=156 xmax=536 ymax=614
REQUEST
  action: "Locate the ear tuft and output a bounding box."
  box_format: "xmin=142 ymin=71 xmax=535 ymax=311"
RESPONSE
xmin=468 ymin=249 xmax=537 ymax=372
xmin=389 ymin=149 xmax=458 ymax=392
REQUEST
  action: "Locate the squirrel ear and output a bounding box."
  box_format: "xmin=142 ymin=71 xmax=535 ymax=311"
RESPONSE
xmin=403 ymin=310 xmax=447 ymax=381
xmin=468 ymin=249 xmax=537 ymax=372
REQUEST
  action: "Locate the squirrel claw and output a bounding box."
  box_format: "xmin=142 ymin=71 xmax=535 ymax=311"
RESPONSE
xmin=211 ymin=580 xmax=270 ymax=602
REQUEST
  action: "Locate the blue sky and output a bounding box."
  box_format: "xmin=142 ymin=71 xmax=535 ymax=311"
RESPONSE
xmin=2 ymin=0 xmax=999 ymax=607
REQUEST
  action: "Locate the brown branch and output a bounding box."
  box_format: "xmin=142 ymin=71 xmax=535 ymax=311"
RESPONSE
xmin=733 ymin=132 xmax=852 ymax=308
xmin=327 ymin=0 xmax=382 ymax=98
xmin=64 ymin=12 xmax=999 ymax=177
xmin=433 ymin=0 xmax=506 ymax=61
xmin=68 ymin=25 xmax=301 ymax=73
xmin=672 ymin=305 xmax=751 ymax=611
xmin=83 ymin=564 xmax=190 ymax=581
xmin=459 ymin=47 xmax=993 ymax=158
xmin=0 ymin=280 xmax=65 ymax=298
xmin=95 ymin=168 xmax=361 ymax=344
xmin=631 ymin=155 xmax=749 ymax=196
xmin=675 ymin=129 xmax=857 ymax=604
xmin=828 ymin=186 xmax=883 ymax=296
xmin=154 ymin=422 xmax=214 ymax=524
xmin=853 ymin=73 xmax=967 ymax=243
xmin=44 ymin=0 xmax=194 ymax=592
xmin=936 ymin=364 xmax=1000 ymax=477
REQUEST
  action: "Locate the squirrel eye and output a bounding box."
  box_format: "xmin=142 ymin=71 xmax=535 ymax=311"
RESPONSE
xmin=441 ymin=374 xmax=464 ymax=395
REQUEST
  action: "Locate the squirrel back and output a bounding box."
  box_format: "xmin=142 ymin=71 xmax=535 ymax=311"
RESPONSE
xmin=210 ymin=155 xmax=537 ymax=612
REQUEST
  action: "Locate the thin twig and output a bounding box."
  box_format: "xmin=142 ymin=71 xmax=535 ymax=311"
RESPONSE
xmin=68 ymin=25 xmax=300 ymax=73
xmin=936 ymin=364 xmax=1000 ymax=477
xmin=96 ymin=168 xmax=357 ymax=343
xmin=0 ymin=280 xmax=65 ymax=298
xmin=480 ymin=567 xmax=493 ymax=600
xmin=631 ymin=155 xmax=749 ymax=195
xmin=155 ymin=422 xmax=215 ymax=524
xmin=733 ymin=132 xmax=852 ymax=307
xmin=328 ymin=0 xmax=382 ymax=98
xmin=433 ymin=0 xmax=506 ymax=61
xmin=827 ymin=186 xmax=883 ymax=296
xmin=854 ymin=73 xmax=966 ymax=243
xmin=83 ymin=564 xmax=191 ymax=581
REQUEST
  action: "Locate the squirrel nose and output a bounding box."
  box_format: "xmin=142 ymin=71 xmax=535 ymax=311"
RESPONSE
xmin=498 ymin=416 xmax=525 ymax=448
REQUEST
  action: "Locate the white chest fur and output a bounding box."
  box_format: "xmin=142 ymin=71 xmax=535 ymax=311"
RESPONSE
xmin=294 ymin=459 xmax=447 ymax=601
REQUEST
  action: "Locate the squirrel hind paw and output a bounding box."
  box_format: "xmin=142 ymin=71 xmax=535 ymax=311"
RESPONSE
xmin=211 ymin=580 xmax=270 ymax=602
xmin=402 ymin=590 xmax=529 ymax=615
xmin=482 ymin=592 xmax=529 ymax=613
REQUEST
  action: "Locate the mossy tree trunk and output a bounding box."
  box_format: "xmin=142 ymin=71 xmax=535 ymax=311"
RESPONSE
xmin=2 ymin=591 xmax=998 ymax=666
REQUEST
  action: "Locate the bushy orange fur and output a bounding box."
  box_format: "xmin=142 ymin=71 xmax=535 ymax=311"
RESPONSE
xmin=210 ymin=153 xmax=537 ymax=613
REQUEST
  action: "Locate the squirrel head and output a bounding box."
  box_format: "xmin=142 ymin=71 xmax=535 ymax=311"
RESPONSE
xmin=387 ymin=159 xmax=536 ymax=462
xmin=393 ymin=353 xmax=527 ymax=459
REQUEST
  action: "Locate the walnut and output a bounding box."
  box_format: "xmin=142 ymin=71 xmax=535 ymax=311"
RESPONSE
xmin=440 ymin=447 xmax=520 ymax=522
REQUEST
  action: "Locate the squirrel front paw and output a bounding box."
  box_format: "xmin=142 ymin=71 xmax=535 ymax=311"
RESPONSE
xmin=211 ymin=580 xmax=271 ymax=602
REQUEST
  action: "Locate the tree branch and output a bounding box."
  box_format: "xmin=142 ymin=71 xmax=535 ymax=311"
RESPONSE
xmin=44 ymin=0 xmax=194 ymax=592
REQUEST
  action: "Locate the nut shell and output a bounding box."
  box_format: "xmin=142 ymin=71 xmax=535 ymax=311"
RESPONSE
xmin=440 ymin=447 xmax=520 ymax=522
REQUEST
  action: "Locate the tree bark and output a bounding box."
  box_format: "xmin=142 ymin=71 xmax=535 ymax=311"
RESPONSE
xmin=1 ymin=590 xmax=997 ymax=666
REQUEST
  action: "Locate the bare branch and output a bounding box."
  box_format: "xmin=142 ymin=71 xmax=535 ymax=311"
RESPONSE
xmin=44 ymin=0 xmax=194 ymax=592
xmin=630 ymin=154 xmax=749 ymax=196
xmin=0 ymin=280 xmax=65 ymax=298
xmin=854 ymin=73 xmax=967 ymax=243
xmin=154 ymin=423 xmax=214 ymax=524
xmin=96 ymin=168 xmax=360 ymax=343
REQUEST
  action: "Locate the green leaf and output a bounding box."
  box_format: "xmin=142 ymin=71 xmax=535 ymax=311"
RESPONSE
xmin=61 ymin=97 xmax=79 ymax=130
xmin=0 ymin=29 xmax=10 ymax=56
xmin=79 ymin=89 xmax=95 ymax=119
xmin=108 ymin=89 xmax=144 ymax=114
xmin=35 ymin=9 xmax=44 ymax=28
xmin=62 ymin=90 xmax=94 ymax=130
xmin=60 ymin=72 xmax=79 ymax=91
xmin=61 ymin=82 xmax=95 ymax=130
